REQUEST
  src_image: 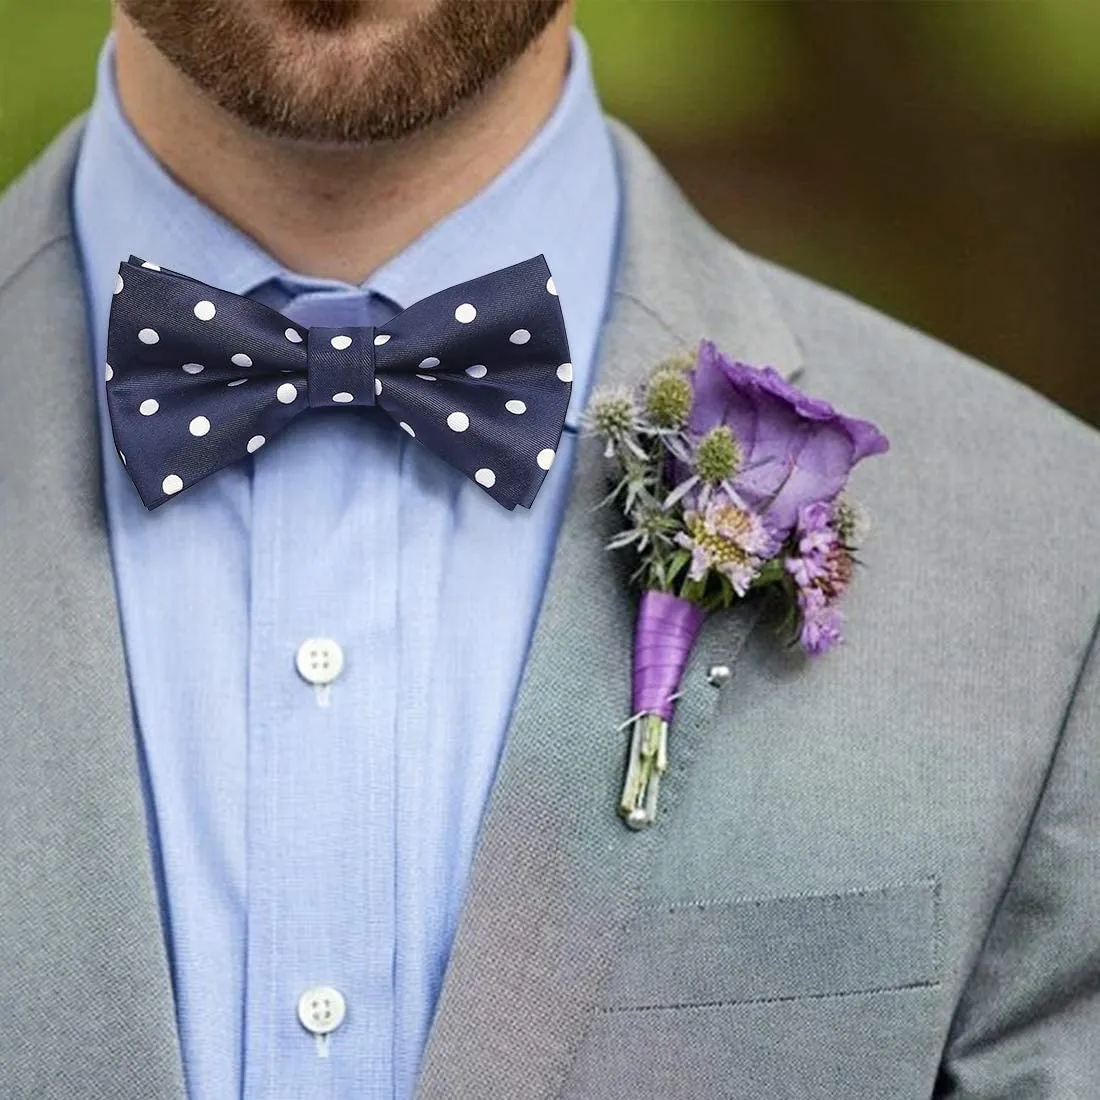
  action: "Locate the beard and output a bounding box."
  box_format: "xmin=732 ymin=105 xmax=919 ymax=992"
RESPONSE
xmin=116 ymin=0 xmax=568 ymax=144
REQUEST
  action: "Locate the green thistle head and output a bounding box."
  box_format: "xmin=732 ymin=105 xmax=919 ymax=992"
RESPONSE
xmin=658 ymin=349 xmax=698 ymax=374
xmin=645 ymin=367 xmax=693 ymax=428
xmin=694 ymin=425 xmax=742 ymax=483
xmin=588 ymin=388 xmax=637 ymax=438
xmin=635 ymin=504 xmax=679 ymax=540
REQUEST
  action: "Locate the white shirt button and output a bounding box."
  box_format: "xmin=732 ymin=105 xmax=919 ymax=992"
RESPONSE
xmin=295 ymin=638 xmax=344 ymax=685
xmin=297 ymin=985 xmax=346 ymax=1036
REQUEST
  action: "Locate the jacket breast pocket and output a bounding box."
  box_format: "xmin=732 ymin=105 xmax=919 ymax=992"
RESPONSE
xmin=602 ymin=877 xmax=942 ymax=1011
xmin=562 ymin=879 xmax=944 ymax=1100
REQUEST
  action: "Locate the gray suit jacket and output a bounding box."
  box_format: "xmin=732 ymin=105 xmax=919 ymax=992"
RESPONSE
xmin=2 ymin=119 xmax=1099 ymax=1100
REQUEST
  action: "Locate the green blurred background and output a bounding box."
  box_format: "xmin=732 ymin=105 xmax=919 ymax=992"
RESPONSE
xmin=2 ymin=0 xmax=1097 ymax=425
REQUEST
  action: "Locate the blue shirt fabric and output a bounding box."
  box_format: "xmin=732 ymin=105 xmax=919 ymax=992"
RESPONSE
xmin=71 ymin=31 xmax=620 ymax=1100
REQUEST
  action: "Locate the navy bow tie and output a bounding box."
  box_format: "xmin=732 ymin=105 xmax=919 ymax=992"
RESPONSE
xmin=105 ymin=255 xmax=572 ymax=510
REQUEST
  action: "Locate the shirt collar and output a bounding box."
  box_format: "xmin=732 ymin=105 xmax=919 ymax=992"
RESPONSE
xmin=73 ymin=28 xmax=620 ymax=427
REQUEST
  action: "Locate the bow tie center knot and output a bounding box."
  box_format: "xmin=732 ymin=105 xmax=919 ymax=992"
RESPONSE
xmin=306 ymin=326 xmax=378 ymax=409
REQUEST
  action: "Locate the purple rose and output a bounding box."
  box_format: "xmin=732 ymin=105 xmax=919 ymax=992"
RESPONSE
xmin=687 ymin=340 xmax=889 ymax=536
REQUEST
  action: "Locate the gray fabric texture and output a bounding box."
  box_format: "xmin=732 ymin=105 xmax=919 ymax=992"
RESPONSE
xmin=1 ymin=115 xmax=1099 ymax=1100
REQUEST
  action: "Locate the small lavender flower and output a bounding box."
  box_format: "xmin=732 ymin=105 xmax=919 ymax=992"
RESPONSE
xmin=675 ymin=492 xmax=777 ymax=596
xmin=786 ymin=551 xmax=826 ymax=590
xmin=818 ymin=543 xmax=854 ymax=601
xmin=784 ymin=500 xmax=853 ymax=655
xmin=785 ymin=501 xmax=836 ymax=586
xmin=798 ymin=592 xmax=845 ymax=656
xmin=794 ymin=500 xmax=835 ymax=558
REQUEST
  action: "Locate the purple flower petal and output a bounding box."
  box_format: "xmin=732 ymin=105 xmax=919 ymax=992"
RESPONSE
xmin=799 ymin=602 xmax=845 ymax=656
xmin=685 ymin=341 xmax=889 ymax=538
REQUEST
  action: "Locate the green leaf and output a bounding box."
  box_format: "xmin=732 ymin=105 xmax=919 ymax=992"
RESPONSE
xmin=751 ymin=558 xmax=786 ymax=589
xmin=666 ymin=548 xmax=691 ymax=583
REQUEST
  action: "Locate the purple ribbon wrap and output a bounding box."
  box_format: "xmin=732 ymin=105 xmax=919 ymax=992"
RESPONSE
xmin=631 ymin=590 xmax=707 ymax=721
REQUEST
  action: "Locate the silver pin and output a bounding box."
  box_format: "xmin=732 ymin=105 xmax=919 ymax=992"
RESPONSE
xmin=707 ymin=664 xmax=732 ymax=687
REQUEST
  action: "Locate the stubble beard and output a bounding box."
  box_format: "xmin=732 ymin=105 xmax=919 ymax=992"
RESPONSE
xmin=117 ymin=0 xmax=568 ymax=145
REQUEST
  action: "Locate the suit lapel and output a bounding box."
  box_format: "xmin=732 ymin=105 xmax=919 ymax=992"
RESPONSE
xmin=0 ymin=124 xmax=187 ymax=1098
xmin=413 ymin=124 xmax=802 ymax=1100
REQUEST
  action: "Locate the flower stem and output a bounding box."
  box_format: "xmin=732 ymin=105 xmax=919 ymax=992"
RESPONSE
xmin=619 ymin=712 xmax=668 ymax=829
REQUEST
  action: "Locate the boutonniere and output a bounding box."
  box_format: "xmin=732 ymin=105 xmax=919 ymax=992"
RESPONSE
xmin=583 ymin=339 xmax=890 ymax=829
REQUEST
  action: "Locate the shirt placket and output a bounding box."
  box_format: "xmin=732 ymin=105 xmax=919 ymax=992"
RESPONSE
xmin=242 ymin=290 xmax=401 ymax=1099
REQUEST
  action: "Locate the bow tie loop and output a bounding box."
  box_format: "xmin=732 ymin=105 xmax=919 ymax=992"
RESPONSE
xmin=306 ymin=326 xmax=377 ymax=409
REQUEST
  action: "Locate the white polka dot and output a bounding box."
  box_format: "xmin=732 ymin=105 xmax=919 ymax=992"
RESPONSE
xmin=189 ymin=415 xmax=211 ymax=437
xmin=332 ymin=392 xmax=354 ymax=403
xmin=505 ymin=399 xmax=527 ymax=414
xmin=509 ymin=329 xmax=531 ymax=345
xmin=416 ymin=374 xmax=437 ymax=382
xmin=331 ymin=335 xmax=352 ymax=350
xmin=455 ymin=303 xmax=477 ymax=323
xmin=247 ymin=435 xmax=266 ymax=453
xmin=399 ymin=422 xmax=415 ymax=437
xmin=141 ymin=261 xmax=161 ymax=271
xmin=113 ymin=274 xmax=124 ymax=295
xmin=277 ymin=382 xmax=298 ymax=403
xmin=118 ymin=451 xmax=126 ymax=466
xmin=231 ymin=353 xmax=252 ymax=368
xmin=447 ymin=411 xmax=469 ymax=432
xmin=375 ymin=378 xmax=382 ymax=396
xmin=182 ymin=362 xmax=205 ymax=374
xmin=475 ymin=468 xmax=496 ymax=488
xmin=419 ymin=357 xmax=441 ymax=370
xmin=138 ymin=328 xmax=159 ymax=345
xmin=546 ymin=277 xmax=557 ymax=295
xmin=105 ymin=363 xmax=113 ymax=381
xmin=139 ymin=399 xmax=159 ymax=416
xmin=557 ymin=361 xmax=573 ymax=382
xmin=194 ymin=300 xmax=216 ymax=321
xmin=465 ymin=364 xmax=487 ymax=379
xmin=285 ymin=328 xmax=302 ymax=343
xmin=162 ymin=474 xmax=183 ymax=495
xmin=227 ymin=378 xmax=247 ymax=387
xmin=537 ymin=448 xmax=555 ymax=470
xmin=374 ymin=334 xmax=390 ymax=345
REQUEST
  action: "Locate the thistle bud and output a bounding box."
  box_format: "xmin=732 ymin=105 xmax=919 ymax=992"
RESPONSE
xmin=694 ymin=425 xmax=742 ymax=483
xmin=834 ymin=496 xmax=871 ymax=548
xmin=645 ymin=367 xmax=693 ymax=428
xmin=656 ymin=349 xmax=698 ymax=375
xmin=587 ymin=389 xmax=637 ymax=438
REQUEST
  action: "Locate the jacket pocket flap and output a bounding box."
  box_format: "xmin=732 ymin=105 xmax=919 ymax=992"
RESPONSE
xmin=603 ymin=878 xmax=941 ymax=1010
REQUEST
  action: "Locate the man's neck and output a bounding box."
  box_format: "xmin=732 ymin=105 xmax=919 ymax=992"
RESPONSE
xmin=112 ymin=11 xmax=572 ymax=285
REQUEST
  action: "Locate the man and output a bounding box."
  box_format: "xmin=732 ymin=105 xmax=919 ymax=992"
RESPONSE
xmin=1 ymin=2 xmax=1097 ymax=1097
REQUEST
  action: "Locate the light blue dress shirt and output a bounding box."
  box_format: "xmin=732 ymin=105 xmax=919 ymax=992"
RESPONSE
xmin=72 ymin=31 xmax=619 ymax=1100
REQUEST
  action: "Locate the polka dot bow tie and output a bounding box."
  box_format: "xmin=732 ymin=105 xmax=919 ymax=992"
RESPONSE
xmin=105 ymin=254 xmax=572 ymax=510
